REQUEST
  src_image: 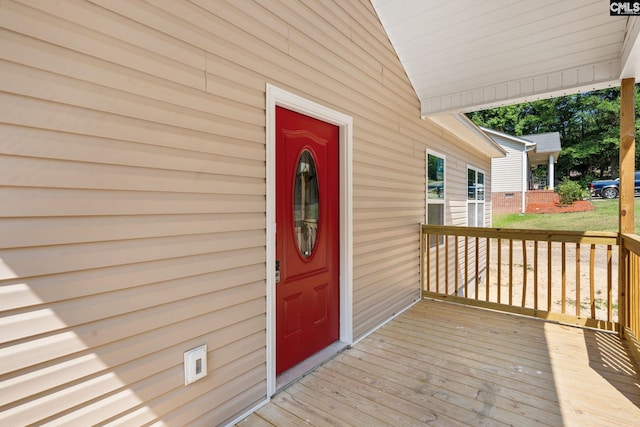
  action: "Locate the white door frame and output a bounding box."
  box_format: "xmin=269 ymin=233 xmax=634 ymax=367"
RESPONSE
xmin=265 ymin=84 xmax=353 ymax=396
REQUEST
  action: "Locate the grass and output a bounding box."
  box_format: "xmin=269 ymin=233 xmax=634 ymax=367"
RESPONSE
xmin=492 ymin=198 xmax=640 ymax=233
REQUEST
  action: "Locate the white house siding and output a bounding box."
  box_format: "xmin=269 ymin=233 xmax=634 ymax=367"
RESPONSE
xmin=0 ymin=0 xmax=492 ymax=425
xmin=490 ymin=135 xmax=525 ymax=193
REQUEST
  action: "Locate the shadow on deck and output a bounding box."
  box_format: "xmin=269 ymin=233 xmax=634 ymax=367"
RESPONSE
xmin=238 ymin=299 xmax=640 ymax=426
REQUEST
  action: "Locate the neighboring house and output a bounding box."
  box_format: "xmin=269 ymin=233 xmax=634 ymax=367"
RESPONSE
xmin=483 ymin=128 xmax=562 ymax=214
xmin=0 ymin=2 xmax=504 ymax=426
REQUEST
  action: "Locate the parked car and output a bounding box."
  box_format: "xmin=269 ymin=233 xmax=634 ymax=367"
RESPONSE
xmin=589 ymin=172 xmax=640 ymax=199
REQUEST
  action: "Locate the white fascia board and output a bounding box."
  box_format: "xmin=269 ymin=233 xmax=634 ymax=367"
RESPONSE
xmin=480 ymin=127 xmax=536 ymax=149
xmin=427 ymin=114 xmax=506 ymax=158
xmin=620 ymin=17 xmax=640 ymax=80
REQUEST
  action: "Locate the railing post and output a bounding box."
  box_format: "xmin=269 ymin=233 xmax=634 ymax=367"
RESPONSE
xmin=619 ymin=77 xmax=635 ymax=337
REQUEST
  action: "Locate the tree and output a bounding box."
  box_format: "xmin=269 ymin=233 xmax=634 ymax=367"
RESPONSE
xmin=467 ymin=84 xmax=640 ymax=183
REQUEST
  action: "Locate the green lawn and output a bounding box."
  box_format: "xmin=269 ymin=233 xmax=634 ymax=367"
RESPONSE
xmin=492 ymin=198 xmax=640 ymax=233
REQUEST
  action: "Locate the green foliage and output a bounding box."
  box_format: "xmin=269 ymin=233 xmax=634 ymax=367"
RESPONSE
xmin=468 ymin=84 xmax=640 ymax=180
xmin=556 ymin=178 xmax=586 ymax=205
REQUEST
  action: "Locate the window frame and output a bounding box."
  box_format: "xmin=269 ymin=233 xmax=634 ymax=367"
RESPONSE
xmin=426 ymin=150 xmax=446 ymax=246
xmin=467 ymin=165 xmax=486 ymax=227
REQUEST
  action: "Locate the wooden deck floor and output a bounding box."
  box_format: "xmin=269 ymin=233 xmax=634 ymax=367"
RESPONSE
xmin=238 ymin=299 xmax=640 ymax=426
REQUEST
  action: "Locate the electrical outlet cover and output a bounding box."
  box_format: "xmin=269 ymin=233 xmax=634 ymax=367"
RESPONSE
xmin=184 ymin=344 xmax=207 ymax=385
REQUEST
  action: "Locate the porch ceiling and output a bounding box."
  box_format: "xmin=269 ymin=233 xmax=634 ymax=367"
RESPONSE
xmin=371 ymin=0 xmax=640 ymax=116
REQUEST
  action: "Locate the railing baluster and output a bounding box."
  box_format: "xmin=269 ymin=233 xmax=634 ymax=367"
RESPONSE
xmin=509 ymin=239 xmax=514 ymax=306
xmin=548 ymin=241 xmax=552 ymax=312
xmin=534 ymin=240 xmax=539 ymax=311
xmin=426 ymin=232 xmax=431 ymax=292
xmin=497 ymin=238 xmax=502 ymax=304
xmin=445 ymin=235 xmax=450 ymax=295
xmin=455 ymin=235 xmax=459 ymax=294
xmin=590 ymin=244 xmax=596 ymax=319
xmin=522 ymin=240 xmax=527 ymax=308
xmin=436 ymin=234 xmax=440 ymax=294
xmin=607 ymin=244 xmax=612 ymax=323
xmin=464 ymin=236 xmax=469 ymax=298
xmin=562 ymin=242 xmax=566 ymax=314
xmin=475 ymin=237 xmax=480 ymax=300
xmin=576 ymin=243 xmax=581 ymax=317
xmin=486 ymin=237 xmax=491 ymax=302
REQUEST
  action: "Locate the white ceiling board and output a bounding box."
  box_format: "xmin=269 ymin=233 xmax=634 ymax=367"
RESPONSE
xmin=371 ymin=0 xmax=639 ymax=116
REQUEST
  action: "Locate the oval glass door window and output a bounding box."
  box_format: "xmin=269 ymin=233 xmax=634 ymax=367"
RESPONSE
xmin=293 ymin=150 xmax=319 ymax=258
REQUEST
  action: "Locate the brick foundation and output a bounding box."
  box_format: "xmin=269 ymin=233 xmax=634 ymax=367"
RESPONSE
xmin=492 ymin=190 xmax=559 ymax=215
xmin=492 ymin=192 xmax=523 ymax=214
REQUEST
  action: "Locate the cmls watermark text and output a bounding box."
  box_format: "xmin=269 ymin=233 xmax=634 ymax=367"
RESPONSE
xmin=610 ymin=1 xmax=640 ymax=15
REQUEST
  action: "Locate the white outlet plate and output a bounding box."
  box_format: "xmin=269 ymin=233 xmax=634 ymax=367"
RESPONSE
xmin=184 ymin=344 xmax=207 ymax=385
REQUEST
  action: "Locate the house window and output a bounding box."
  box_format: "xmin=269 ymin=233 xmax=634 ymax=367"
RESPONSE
xmin=427 ymin=151 xmax=445 ymax=246
xmin=468 ymin=167 xmax=485 ymax=227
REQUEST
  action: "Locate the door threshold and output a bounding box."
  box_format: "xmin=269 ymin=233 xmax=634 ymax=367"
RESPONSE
xmin=275 ymin=341 xmax=348 ymax=393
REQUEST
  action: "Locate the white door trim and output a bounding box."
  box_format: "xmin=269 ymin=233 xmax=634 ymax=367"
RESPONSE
xmin=265 ymin=84 xmax=353 ymax=396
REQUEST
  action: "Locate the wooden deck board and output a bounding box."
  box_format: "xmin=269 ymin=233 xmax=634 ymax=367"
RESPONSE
xmin=238 ymin=299 xmax=640 ymax=426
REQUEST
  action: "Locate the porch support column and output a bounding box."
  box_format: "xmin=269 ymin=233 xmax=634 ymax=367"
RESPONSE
xmin=619 ymin=77 xmax=635 ymax=234
xmin=548 ymin=154 xmax=555 ymax=190
xmin=619 ymin=77 xmax=635 ymax=338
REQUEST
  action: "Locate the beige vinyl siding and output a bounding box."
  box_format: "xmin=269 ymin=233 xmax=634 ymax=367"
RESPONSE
xmin=422 ymin=131 xmax=493 ymax=295
xmin=1 ymin=0 xmax=491 ymax=425
xmin=491 ymin=135 xmax=526 ymax=193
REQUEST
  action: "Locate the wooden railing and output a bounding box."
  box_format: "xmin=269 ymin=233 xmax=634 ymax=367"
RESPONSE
xmin=620 ymin=233 xmax=640 ymax=361
xmin=420 ymin=224 xmax=620 ymax=331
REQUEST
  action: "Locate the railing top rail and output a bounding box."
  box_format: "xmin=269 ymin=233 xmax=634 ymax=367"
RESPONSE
xmin=621 ymin=233 xmax=640 ymax=253
xmin=421 ymin=224 xmax=619 ymax=245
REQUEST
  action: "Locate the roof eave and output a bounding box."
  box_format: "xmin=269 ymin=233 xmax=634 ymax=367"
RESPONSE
xmin=427 ymin=114 xmax=507 ymax=158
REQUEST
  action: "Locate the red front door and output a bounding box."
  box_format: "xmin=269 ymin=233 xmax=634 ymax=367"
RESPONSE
xmin=276 ymin=106 xmax=340 ymax=375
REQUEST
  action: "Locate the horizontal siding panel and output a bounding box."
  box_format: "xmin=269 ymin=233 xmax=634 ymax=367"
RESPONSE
xmin=3 ymin=344 xmax=265 ymax=427
xmin=0 ymin=94 xmax=264 ymax=150
xmin=21 ymin=0 xmax=206 ymax=69
xmin=354 ymin=208 xmax=425 ymax=221
xmin=0 ymin=188 xmax=264 ymax=217
xmin=271 ymin=0 xmax=384 ymax=83
xmin=0 ymin=65 xmax=264 ymax=140
xmin=2 ymin=285 xmax=265 ymax=375
xmin=1 ymin=247 xmax=265 ymax=311
xmin=355 ymin=177 xmax=424 ymax=194
xmin=0 ymin=315 xmax=265 ymax=408
xmin=355 ymin=198 xmax=423 ymax=211
xmin=354 ymin=257 xmax=418 ymax=291
xmin=354 ymin=225 xmax=419 ymax=245
xmin=189 ymin=382 xmax=266 ymax=427
xmin=0 ymin=156 xmax=263 ymax=195
xmin=0 ymin=229 xmax=264 ymax=281
xmin=0 ymin=29 xmax=265 ymax=120
xmin=0 ymin=126 xmax=265 ymax=178
xmin=353 ymin=243 xmax=417 ymax=271
xmin=0 ymin=213 xmax=264 ymax=249
xmin=356 ymin=162 xmax=424 ymax=182
xmin=353 ymin=281 xmax=419 ymax=338
xmin=0 ymin=93 xmax=265 ymax=155
xmin=300 ymin=0 xmax=352 ymax=40
xmin=109 ymin=376 xmax=266 ymax=427
xmin=354 ymin=267 xmax=418 ymax=304
xmin=148 ymin=367 xmax=266 ymax=427
xmin=353 ymin=216 xmax=424 ymax=234
xmin=354 ymin=186 xmax=422 ymax=200
xmin=0 ymin=1 xmax=205 ymax=89
xmin=1 ymin=265 xmax=264 ymax=343
xmin=139 ymin=349 xmax=265 ymax=426
xmin=353 ymin=232 xmax=416 ymax=257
